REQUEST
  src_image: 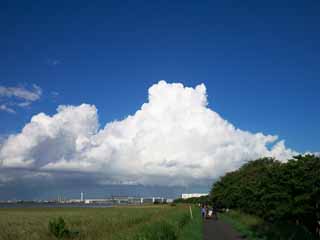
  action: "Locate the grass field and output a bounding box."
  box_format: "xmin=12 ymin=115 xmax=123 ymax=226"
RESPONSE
xmin=219 ymin=210 xmax=316 ymax=240
xmin=219 ymin=210 xmax=263 ymax=239
xmin=0 ymin=204 xmax=202 ymax=240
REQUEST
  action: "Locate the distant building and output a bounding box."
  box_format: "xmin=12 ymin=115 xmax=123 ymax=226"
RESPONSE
xmin=181 ymin=193 xmax=208 ymax=199
xmin=80 ymin=192 xmax=84 ymax=202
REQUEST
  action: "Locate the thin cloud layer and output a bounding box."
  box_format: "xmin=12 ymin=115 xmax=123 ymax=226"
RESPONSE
xmin=0 ymin=84 xmax=42 ymax=113
xmin=0 ymin=81 xmax=297 ymax=185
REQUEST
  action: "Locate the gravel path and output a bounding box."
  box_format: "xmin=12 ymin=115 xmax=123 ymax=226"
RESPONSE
xmin=203 ymin=218 xmax=243 ymax=240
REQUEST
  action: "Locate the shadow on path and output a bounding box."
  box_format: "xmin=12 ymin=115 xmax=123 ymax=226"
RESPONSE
xmin=203 ymin=219 xmax=243 ymax=240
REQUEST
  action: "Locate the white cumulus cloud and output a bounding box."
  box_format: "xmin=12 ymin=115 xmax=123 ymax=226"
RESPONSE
xmin=0 ymin=81 xmax=297 ymax=185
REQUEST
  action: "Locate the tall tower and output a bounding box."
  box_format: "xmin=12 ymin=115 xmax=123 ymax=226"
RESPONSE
xmin=80 ymin=192 xmax=84 ymax=202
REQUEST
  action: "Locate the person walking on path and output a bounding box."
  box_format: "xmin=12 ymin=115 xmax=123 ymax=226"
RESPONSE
xmin=201 ymin=204 xmax=206 ymax=219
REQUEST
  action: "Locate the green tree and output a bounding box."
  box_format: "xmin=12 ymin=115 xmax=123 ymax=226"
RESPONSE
xmin=210 ymin=155 xmax=320 ymax=236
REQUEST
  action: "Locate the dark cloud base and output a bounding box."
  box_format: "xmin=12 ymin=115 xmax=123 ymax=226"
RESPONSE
xmin=0 ymin=169 xmax=211 ymax=200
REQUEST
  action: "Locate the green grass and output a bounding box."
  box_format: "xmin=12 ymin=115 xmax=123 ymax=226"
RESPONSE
xmin=219 ymin=210 xmax=316 ymax=240
xmin=219 ymin=210 xmax=264 ymax=239
xmin=0 ymin=204 xmax=202 ymax=240
xmin=177 ymin=206 xmax=202 ymax=240
xmin=131 ymin=205 xmax=202 ymax=240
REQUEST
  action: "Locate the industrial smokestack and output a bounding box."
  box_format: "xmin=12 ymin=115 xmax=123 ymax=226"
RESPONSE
xmin=80 ymin=192 xmax=84 ymax=202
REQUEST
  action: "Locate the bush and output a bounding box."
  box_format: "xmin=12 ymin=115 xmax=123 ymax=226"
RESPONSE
xmin=254 ymin=222 xmax=316 ymax=240
xmin=48 ymin=217 xmax=70 ymax=239
xmin=178 ymin=214 xmax=190 ymax=229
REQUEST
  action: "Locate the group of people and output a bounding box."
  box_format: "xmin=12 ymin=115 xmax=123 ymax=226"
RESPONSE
xmin=201 ymin=204 xmax=218 ymax=220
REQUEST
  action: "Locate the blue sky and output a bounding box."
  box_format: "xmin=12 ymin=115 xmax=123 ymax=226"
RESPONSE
xmin=1 ymin=0 xmax=319 ymax=152
xmin=0 ymin=0 xmax=319 ymax=199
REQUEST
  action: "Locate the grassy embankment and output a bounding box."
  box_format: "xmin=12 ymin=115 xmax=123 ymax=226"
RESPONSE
xmin=219 ymin=210 xmax=316 ymax=240
xmin=0 ymin=204 xmax=202 ymax=240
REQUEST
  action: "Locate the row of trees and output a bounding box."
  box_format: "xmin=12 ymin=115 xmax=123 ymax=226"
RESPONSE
xmin=210 ymin=155 xmax=320 ymax=236
xmin=173 ymin=195 xmax=209 ymax=205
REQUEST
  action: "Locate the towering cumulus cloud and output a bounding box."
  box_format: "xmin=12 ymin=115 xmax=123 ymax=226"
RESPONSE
xmin=0 ymin=81 xmax=296 ymax=185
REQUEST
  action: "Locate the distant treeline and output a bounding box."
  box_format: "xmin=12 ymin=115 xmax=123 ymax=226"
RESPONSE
xmin=210 ymin=155 xmax=320 ymax=236
xmin=173 ymin=195 xmax=209 ymax=205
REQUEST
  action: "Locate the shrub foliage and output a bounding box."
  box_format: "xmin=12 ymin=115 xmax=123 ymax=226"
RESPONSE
xmin=48 ymin=217 xmax=70 ymax=239
xmin=210 ymin=154 xmax=320 ymax=236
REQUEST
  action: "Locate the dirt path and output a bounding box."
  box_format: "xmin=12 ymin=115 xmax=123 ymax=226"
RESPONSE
xmin=203 ymin=218 xmax=243 ymax=240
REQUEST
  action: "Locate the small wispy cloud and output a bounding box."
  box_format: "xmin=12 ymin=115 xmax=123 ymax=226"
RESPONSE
xmin=0 ymin=84 xmax=42 ymax=101
xmin=0 ymin=104 xmax=15 ymax=114
xmin=0 ymin=84 xmax=42 ymax=113
xmin=17 ymin=101 xmax=32 ymax=107
xmin=47 ymin=59 xmax=61 ymax=66
xmin=51 ymin=91 xmax=59 ymax=96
